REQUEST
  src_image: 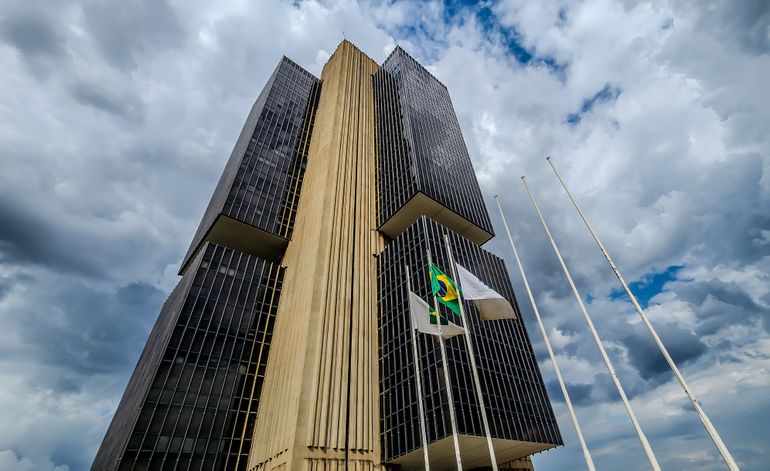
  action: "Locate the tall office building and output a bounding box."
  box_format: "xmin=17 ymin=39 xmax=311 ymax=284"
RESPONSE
xmin=93 ymin=41 xmax=561 ymax=471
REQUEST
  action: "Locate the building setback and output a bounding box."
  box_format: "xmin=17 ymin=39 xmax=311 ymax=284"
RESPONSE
xmin=93 ymin=41 xmax=561 ymax=471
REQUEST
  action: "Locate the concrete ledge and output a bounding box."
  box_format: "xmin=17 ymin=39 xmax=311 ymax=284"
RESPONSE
xmin=388 ymin=434 xmax=555 ymax=470
xmin=378 ymin=192 xmax=494 ymax=245
xmin=179 ymin=215 xmax=288 ymax=275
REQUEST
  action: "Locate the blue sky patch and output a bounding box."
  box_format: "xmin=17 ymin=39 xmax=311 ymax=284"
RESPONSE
xmin=441 ymin=1 xmax=566 ymax=74
xmin=610 ymin=265 xmax=684 ymax=308
xmin=566 ymin=83 xmax=621 ymax=125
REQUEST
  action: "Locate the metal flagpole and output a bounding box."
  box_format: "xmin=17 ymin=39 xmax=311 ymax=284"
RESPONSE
xmin=521 ymin=176 xmax=661 ymax=471
xmin=494 ymin=195 xmax=596 ymax=471
xmin=405 ymin=265 xmax=431 ymax=471
xmin=546 ymin=156 xmax=740 ymax=470
xmin=426 ymin=247 xmax=463 ymax=471
xmin=443 ymin=234 xmax=499 ymax=471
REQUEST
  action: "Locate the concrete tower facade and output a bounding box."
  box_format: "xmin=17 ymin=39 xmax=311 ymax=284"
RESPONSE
xmin=247 ymin=41 xmax=383 ymax=470
xmin=93 ymin=41 xmax=560 ymax=471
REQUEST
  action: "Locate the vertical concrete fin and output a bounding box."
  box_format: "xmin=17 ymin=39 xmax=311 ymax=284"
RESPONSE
xmin=248 ymin=41 xmax=382 ymax=470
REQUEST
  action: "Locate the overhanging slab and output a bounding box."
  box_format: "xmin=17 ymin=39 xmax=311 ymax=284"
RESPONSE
xmin=179 ymin=215 xmax=288 ymax=275
xmin=388 ymin=434 xmax=556 ymax=470
xmin=378 ymin=192 xmax=494 ymax=245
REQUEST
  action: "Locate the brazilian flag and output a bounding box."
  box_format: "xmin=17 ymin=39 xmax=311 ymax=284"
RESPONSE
xmin=428 ymin=306 xmax=448 ymax=326
xmin=429 ymin=262 xmax=462 ymax=320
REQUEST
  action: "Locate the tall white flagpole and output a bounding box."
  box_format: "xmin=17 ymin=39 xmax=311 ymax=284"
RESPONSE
xmin=494 ymin=195 xmax=596 ymax=471
xmin=405 ymin=265 xmax=431 ymax=471
xmin=443 ymin=234 xmax=499 ymax=471
xmin=426 ymin=246 xmax=463 ymax=471
xmin=546 ymin=156 xmax=740 ymax=470
xmin=521 ymin=176 xmax=661 ymax=471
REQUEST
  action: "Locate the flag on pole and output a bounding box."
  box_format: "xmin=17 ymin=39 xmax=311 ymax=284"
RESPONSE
xmin=409 ymin=291 xmax=465 ymax=339
xmin=429 ymin=262 xmax=462 ymax=320
xmin=456 ymin=264 xmax=516 ymax=320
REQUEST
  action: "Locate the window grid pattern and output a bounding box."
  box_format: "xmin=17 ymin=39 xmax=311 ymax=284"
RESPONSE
xmin=378 ymin=218 xmax=562 ymax=461
xmin=275 ymin=78 xmax=321 ymax=237
xmin=373 ymin=64 xmax=418 ymax=232
xmin=225 ymin=59 xmax=321 ymax=238
xmin=118 ymin=243 xmax=284 ymax=471
xmin=374 ymin=48 xmax=494 ymax=236
xmin=181 ymin=58 xmax=321 ymax=273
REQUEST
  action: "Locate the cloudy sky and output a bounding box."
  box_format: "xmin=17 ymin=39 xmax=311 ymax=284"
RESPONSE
xmin=0 ymin=0 xmax=768 ymax=470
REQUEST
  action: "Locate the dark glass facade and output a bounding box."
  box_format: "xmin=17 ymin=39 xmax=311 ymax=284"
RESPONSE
xmin=377 ymin=217 xmax=562 ymax=461
xmin=181 ymin=57 xmax=321 ymax=274
xmin=374 ymin=49 xmax=559 ymax=463
xmin=93 ymin=243 xmax=285 ymax=470
xmin=94 ymin=56 xmax=320 ymax=471
xmin=374 ymin=47 xmax=494 ymax=242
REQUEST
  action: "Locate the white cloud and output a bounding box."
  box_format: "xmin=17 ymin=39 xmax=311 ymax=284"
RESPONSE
xmin=548 ymin=326 xmax=576 ymax=350
xmin=0 ymin=450 xmax=69 ymax=471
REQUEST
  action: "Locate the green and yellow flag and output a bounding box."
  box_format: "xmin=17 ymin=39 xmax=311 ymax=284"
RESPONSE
xmin=409 ymin=290 xmax=465 ymax=338
xmin=429 ymin=262 xmax=462 ymax=320
xmin=428 ymin=306 xmax=447 ymax=325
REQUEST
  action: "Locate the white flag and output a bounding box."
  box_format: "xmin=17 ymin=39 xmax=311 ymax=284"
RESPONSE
xmin=457 ymin=264 xmax=516 ymax=320
xmin=409 ymin=291 xmax=465 ymax=339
